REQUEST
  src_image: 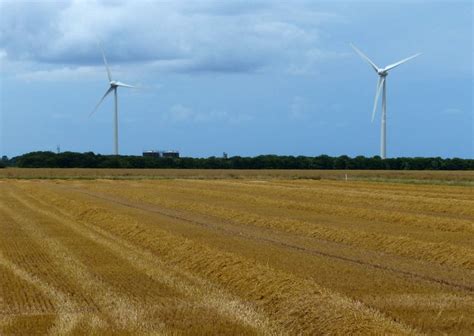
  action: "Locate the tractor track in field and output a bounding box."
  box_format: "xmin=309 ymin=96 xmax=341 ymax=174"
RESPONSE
xmin=61 ymin=185 xmax=474 ymax=294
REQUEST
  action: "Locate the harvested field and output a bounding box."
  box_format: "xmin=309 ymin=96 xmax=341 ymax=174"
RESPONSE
xmin=2 ymin=168 xmax=474 ymax=185
xmin=0 ymin=172 xmax=473 ymax=334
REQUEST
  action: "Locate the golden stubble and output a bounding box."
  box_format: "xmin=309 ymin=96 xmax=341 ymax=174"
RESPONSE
xmin=1 ymin=176 xmax=473 ymax=335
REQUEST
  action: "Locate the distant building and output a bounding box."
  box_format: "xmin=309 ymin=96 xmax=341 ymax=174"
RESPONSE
xmin=143 ymin=150 xmax=160 ymax=158
xmin=162 ymin=151 xmax=180 ymax=158
xmin=143 ymin=150 xmax=179 ymax=158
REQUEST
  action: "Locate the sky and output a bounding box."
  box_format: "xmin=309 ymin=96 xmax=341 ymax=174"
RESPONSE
xmin=0 ymin=0 xmax=472 ymax=159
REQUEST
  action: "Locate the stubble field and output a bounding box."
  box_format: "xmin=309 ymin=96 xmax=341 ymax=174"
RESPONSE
xmin=0 ymin=169 xmax=473 ymax=335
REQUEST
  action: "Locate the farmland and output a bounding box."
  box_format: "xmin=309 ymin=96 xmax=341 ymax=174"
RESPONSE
xmin=0 ymin=170 xmax=473 ymax=334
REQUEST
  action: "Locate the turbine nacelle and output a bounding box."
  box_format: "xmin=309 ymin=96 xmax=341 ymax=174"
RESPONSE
xmin=109 ymin=80 xmax=134 ymax=88
xmin=377 ymin=70 xmax=388 ymax=77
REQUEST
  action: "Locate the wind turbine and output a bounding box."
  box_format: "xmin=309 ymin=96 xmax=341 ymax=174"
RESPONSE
xmin=90 ymin=44 xmax=135 ymax=155
xmin=351 ymin=44 xmax=421 ymax=159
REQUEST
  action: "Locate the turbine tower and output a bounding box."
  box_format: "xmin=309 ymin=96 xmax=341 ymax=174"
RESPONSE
xmin=90 ymin=44 xmax=134 ymax=155
xmin=351 ymin=44 xmax=421 ymax=159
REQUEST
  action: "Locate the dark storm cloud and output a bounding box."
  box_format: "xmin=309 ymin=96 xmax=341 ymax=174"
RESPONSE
xmin=0 ymin=0 xmax=336 ymax=74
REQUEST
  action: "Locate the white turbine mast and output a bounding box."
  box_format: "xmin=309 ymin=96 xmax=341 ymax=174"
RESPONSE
xmin=90 ymin=43 xmax=135 ymax=155
xmin=351 ymin=44 xmax=421 ymax=159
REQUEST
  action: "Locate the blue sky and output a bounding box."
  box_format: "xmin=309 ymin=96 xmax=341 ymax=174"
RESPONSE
xmin=0 ymin=0 xmax=472 ymax=158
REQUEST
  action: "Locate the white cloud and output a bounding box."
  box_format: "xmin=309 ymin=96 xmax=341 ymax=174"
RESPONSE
xmin=167 ymin=104 xmax=194 ymax=122
xmin=289 ymin=96 xmax=310 ymax=120
xmin=0 ymin=1 xmax=344 ymax=79
xmin=165 ymin=104 xmax=253 ymax=124
xmin=15 ymin=66 xmax=102 ymax=82
xmin=287 ymin=49 xmax=350 ymax=75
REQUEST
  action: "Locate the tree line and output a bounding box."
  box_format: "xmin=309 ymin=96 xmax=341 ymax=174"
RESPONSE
xmin=1 ymin=151 xmax=473 ymax=170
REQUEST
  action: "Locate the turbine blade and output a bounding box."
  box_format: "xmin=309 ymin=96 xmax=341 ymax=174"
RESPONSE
xmin=372 ymin=76 xmax=385 ymax=122
xmin=98 ymin=42 xmax=113 ymax=82
xmin=384 ymin=53 xmax=421 ymax=72
xmin=115 ymin=81 xmax=135 ymax=88
xmin=350 ymin=43 xmax=379 ymax=73
xmin=89 ymin=86 xmax=114 ymax=117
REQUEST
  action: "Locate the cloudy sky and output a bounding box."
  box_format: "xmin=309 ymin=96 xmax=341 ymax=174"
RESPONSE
xmin=0 ymin=0 xmax=472 ymax=158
